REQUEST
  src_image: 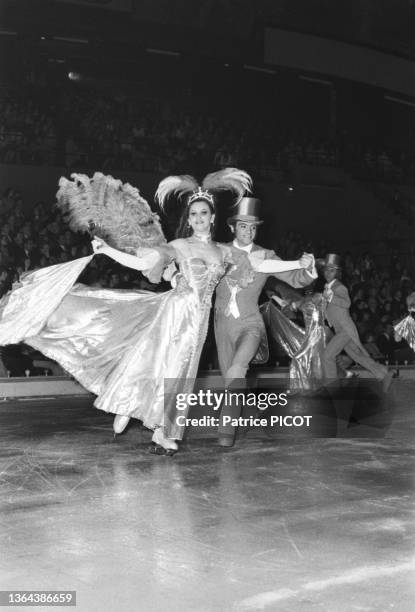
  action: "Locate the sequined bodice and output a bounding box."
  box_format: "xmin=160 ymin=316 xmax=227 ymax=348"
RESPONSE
xmin=177 ymin=257 xmax=226 ymax=306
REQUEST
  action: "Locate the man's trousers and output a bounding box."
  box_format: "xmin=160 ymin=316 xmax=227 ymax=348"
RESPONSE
xmin=323 ymin=330 xmax=387 ymax=381
xmin=214 ymin=311 xmax=264 ymax=438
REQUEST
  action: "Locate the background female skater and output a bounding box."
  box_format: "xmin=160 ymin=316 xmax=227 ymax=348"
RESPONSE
xmin=261 ymin=290 xmax=327 ymax=390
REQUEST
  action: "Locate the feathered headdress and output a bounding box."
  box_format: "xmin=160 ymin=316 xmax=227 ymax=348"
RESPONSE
xmin=56 ymin=172 xmax=166 ymax=253
xmin=155 ymin=175 xmax=200 ymax=209
xmin=155 ymin=167 xmax=252 ymax=210
xmin=202 ymin=168 xmax=252 ymax=202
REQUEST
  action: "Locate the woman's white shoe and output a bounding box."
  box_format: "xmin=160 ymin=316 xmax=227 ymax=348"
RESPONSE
xmin=113 ymin=415 xmax=131 ymax=434
xmin=152 ymin=428 xmax=178 ymax=452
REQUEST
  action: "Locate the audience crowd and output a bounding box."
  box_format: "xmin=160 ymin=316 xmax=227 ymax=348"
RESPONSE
xmin=1 ymin=82 xmax=414 ymax=183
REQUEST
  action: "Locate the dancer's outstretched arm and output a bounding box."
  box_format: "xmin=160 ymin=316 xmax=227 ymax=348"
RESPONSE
xmin=91 ymin=237 xmax=160 ymax=271
xmin=249 ymin=251 xmax=312 ymax=273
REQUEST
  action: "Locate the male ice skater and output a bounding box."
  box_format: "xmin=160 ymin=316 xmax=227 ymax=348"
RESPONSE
xmin=320 ymin=254 xmax=393 ymax=390
xmin=214 ymin=197 xmax=316 ymax=446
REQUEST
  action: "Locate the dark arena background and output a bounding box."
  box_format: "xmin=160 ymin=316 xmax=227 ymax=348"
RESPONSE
xmin=0 ymin=1 xmax=415 ymax=610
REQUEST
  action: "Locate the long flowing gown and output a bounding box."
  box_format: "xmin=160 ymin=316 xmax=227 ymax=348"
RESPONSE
xmin=0 ymin=254 xmax=227 ymax=439
xmin=261 ymin=295 xmax=327 ymax=390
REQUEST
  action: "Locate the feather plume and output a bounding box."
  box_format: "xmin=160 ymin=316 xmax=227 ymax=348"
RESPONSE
xmin=56 ymin=172 xmax=166 ymax=253
xmin=155 ymin=175 xmax=199 ymax=210
xmin=202 ymin=168 xmax=252 ymax=203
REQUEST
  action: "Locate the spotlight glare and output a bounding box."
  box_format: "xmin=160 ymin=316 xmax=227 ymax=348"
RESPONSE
xmin=68 ymin=71 xmax=80 ymax=81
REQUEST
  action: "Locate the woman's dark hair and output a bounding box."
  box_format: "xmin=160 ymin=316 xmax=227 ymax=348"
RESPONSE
xmin=175 ymin=197 xmax=217 ymax=239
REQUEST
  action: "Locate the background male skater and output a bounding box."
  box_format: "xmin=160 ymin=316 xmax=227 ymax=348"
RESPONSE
xmin=320 ymin=254 xmax=393 ymax=391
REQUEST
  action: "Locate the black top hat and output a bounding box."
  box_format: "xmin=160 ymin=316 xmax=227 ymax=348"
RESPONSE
xmin=316 ymin=253 xmax=342 ymax=269
xmin=227 ymin=197 xmax=263 ymax=225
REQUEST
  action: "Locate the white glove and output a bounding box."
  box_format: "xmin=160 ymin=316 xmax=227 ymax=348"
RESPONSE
xmin=91 ymin=236 xmax=110 ymax=255
xmin=299 ymin=253 xmax=314 ymax=269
